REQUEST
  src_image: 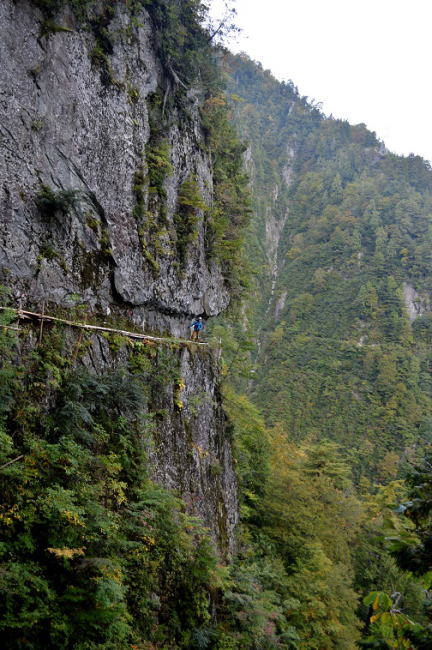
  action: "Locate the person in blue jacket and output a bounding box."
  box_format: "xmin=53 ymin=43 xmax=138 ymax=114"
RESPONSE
xmin=190 ymin=316 xmax=204 ymax=341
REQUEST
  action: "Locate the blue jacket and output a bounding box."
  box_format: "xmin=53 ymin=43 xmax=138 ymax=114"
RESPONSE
xmin=192 ymin=319 xmax=203 ymax=331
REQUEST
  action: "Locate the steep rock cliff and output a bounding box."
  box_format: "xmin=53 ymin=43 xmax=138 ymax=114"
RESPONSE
xmin=0 ymin=0 xmax=229 ymax=333
xmin=0 ymin=0 xmax=238 ymax=556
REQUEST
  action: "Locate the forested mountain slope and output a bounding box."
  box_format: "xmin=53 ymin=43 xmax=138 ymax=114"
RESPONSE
xmin=213 ymin=53 xmax=432 ymax=649
xmin=226 ymin=53 xmax=432 ymax=480
xmin=2 ymin=1 xmax=432 ymax=647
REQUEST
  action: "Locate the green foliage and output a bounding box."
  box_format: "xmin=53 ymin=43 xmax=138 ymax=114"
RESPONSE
xmin=132 ymin=164 xmax=161 ymax=275
xmin=142 ymin=89 xmax=251 ymax=296
xmin=146 ymin=140 xmax=172 ymax=201
xmin=36 ymin=185 xmax=80 ymax=220
xmin=361 ymin=590 xmax=425 ymax=649
xmin=220 ymin=52 xmax=432 ymax=648
xmin=226 ymin=52 xmax=432 ymax=479
xmin=18 ymin=8 xmax=432 ymax=650
xmin=0 ymin=298 xmax=20 ymax=461
xmin=174 ymin=175 xmax=206 ymax=264
xmin=139 ymin=0 xmax=223 ymax=93
xmin=218 ymin=556 xmax=299 ymax=648
xmin=201 ymin=95 xmax=251 ymax=299
xmin=39 ymin=20 xmax=74 ymax=38
xmin=219 ymin=392 xmax=363 ymax=647
xmin=32 ymin=0 xmax=223 ymax=95
xmin=132 ymin=121 xmax=173 ymax=274
xmin=222 ymin=387 xmax=270 ymax=521
xmin=0 ymin=321 xmax=227 ymax=648
xmin=398 ymin=458 xmax=432 ymax=565
xmin=37 ymin=242 xmax=68 ymax=273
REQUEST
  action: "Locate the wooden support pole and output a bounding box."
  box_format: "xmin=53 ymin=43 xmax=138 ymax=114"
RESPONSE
xmin=72 ymin=312 xmax=86 ymax=361
xmin=38 ymin=300 xmax=45 ymax=344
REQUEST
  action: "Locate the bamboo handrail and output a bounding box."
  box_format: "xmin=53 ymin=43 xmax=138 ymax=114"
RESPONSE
xmin=0 ymin=306 xmax=208 ymax=347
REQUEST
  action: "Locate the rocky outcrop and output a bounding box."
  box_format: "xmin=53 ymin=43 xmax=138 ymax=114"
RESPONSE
xmin=0 ymin=1 xmax=238 ymax=556
xmin=403 ymin=282 xmax=428 ymax=322
xmin=78 ymin=331 xmax=238 ymax=558
xmin=262 ymin=146 xmax=294 ymax=318
xmin=0 ymin=0 xmax=229 ymax=336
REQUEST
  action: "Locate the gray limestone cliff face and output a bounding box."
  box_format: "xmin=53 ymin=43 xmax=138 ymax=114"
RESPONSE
xmin=403 ymin=282 xmax=428 ymax=323
xmin=0 ymin=1 xmax=238 ymax=556
xmin=81 ymin=333 xmax=238 ymax=559
xmin=261 ymin=146 xmax=294 ymax=319
xmin=0 ymin=0 xmax=229 ymax=334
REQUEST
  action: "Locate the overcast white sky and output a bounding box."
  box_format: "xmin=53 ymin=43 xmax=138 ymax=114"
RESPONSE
xmin=210 ymin=0 xmax=432 ymax=162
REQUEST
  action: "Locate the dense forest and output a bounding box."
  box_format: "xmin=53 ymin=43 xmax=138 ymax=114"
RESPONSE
xmin=1 ymin=0 xmax=432 ymax=648
xmin=215 ymin=52 xmax=432 ymax=648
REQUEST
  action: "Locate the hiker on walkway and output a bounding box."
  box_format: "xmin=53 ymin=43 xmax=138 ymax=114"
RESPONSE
xmin=190 ymin=316 xmax=204 ymax=341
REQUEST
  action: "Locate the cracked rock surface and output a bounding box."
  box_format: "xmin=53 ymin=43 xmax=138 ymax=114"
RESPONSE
xmin=0 ymin=1 xmax=229 ymax=335
xmin=0 ymin=1 xmax=238 ymax=556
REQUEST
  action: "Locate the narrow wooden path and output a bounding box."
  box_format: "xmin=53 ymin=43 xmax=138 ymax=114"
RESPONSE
xmin=0 ymin=306 xmax=208 ymax=347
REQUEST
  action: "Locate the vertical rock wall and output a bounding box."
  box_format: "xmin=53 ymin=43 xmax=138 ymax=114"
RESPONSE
xmin=0 ymin=0 xmax=229 ymax=331
xmin=77 ymin=332 xmax=238 ymax=558
xmin=0 ymin=1 xmax=238 ymax=556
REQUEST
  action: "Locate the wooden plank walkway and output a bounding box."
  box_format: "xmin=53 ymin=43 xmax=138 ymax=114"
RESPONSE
xmin=0 ymin=306 xmax=208 ymax=347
